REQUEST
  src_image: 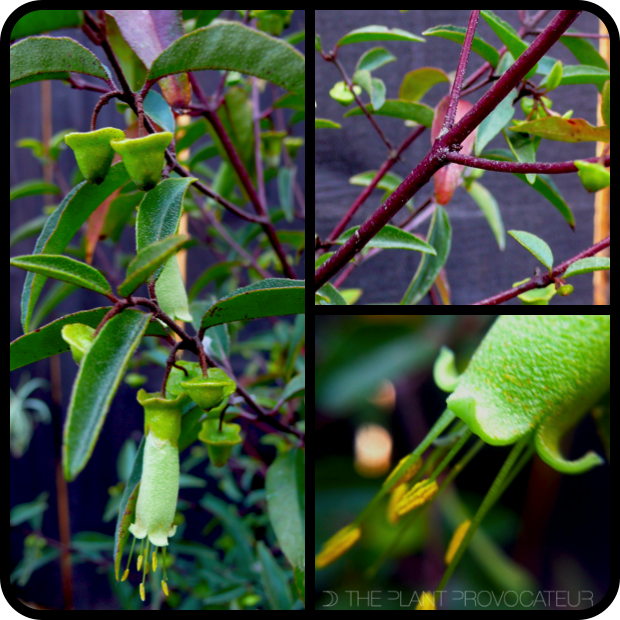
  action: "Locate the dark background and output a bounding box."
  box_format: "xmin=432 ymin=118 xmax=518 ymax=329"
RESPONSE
xmin=315 ymin=9 xmax=609 ymax=304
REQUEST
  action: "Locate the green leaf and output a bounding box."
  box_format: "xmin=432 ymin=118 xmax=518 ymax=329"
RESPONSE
xmin=11 ymin=10 xmax=83 ymax=40
xmin=118 ymin=235 xmax=193 ymax=298
xmin=474 ymin=91 xmax=516 ymax=156
xmin=150 ymin=22 xmax=305 ymax=101
xmin=545 ymin=64 xmax=610 ymax=92
xmin=560 ymin=32 xmax=609 ymax=70
xmin=481 ymin=149 xmax=574 ymax=228
xmin=344 ymin=99 xmax=434 ymax=127
xmin=315 ymin=118 xmax=341 ymax=129
xmin=266 ymin=448 xmax=305 ymax=571
xmin=465 ymin=181 xmax=505 ymax=251
xmin=316 ymin=283 xmax=347 ymax=305
xmin=514 ymin=281 xmax=556 ymax=305
xmin=200 ymin=279 xmax=305 ymax=331
xmin=63 ymin=311 xmax=150 ymax=481
xmin=10 ymin=36 xmax=108 ymax=89
xmin=10 ymin=254 xmax=112 ymax=296
xmin=563 ymin=257 xmax=610 ymax=278
xmin=602 ymin=80 xmax=610 ymax=127
xmin=336 ymin=25 xmax=425 ymax=48
xmin=399 ymin=68 xmax=450 ymax=103
xmin=422 ymin=25 xmax=499 ymax=67
xmin=480 ymin=10 xmax=537 ymax=79
xmin=19 ymin=163 xmax=130 ymax=333
xmin=510 ymin=116 xmax=610 ymax=143
xmin=10 ymin=308 xmax=169 ymax=372
xmin=356 ymin=47 xmax=396 ymax=73
xmin=545 ymin=60 xmax=563 ymax=92
xmin=155 ymin=256 xmax=194 ymax=322
xmin=257 ymin=541 xmax=294 ymax=609
xmin=400 ymin=206 xmax=452 ymax=305
xmin=336 ymin=225 xmax=437 ymax=254
xmin=315 ymin=33 xmax=321 ymax=52
xmin=508 ymin=230 xmax=553 ymax=272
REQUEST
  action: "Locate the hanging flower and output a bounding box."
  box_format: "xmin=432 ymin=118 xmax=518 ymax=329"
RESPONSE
xmin=122 ymin=389 xmax=190 ymax=602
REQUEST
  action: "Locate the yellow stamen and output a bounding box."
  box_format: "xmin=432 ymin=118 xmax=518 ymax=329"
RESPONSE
xmin=121 ymin=569 xmax=129 ymax=582
xmin=140 ymin=583 xmax=146 ymax=602
xmin=445 ymin=519 xmax=471 ymax=565
xmin=137 ymin=554 xmax=143 ymax=571
xmin=383 ymin=456 xmax=422 ymax=493
xmin=315 ymin=524 xmax=362 ymax=569
xmin=415 ymin=591 xmax=436 ymax=610
xmin=395 ymin=479 xmax=439 ymax=517
xmin=162 ymin=580 xmax=170 ymax=597
xmin=387 ymin=483 xmax=408 ymax=524
xmin=152 ymin=550 xmax=158 ymax=572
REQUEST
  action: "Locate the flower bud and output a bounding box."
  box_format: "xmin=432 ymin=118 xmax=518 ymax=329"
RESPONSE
xmin=65 ymin=128 xmax=126 ymax=185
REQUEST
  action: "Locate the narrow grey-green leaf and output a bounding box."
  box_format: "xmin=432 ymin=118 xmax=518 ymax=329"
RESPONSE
xmin=20 ymin=163 xmax=130 ymax=333
xmin=465 ymin=182 xmax=505 ymax=251
xmin=356 ymin=47 xmax=396 ymax=72
xmin=315 ymin=119 xmax=341 ymax=129
xmin=257 ymin=541 xmax=294 ymax=610
xmin=400 ymin=206 xmax=452 ymax=305
xmin=508 ymin=230 xmax=554 ymax=271
xmin=344 ymin=99 xmax=434 ymax=127
xmin=480 ymin=10 xmax=537 ymax=79
xmin=475 ymin=90 xmax=516 ymax=155
xmin=560 ymin=32 xmax=609 ymax=70
xmin=63 ymin=311 xmax=150 ymax=481
xmin=266 ymin=448 xmax=305 ymax=569
xmin=337 ymin=26 xmax=424 ymax=48
xmin=118 ymin=235 xmax=193 ymax=298
xmin=200 ymin=279 xmax=305 ymax=331
xmin=336 ymin=225 xmax=437 ymax=254
xmin=11 ymin=254 xmax=112 ymax=297
xmin=422 ymin=25 xmax=500 ymax=67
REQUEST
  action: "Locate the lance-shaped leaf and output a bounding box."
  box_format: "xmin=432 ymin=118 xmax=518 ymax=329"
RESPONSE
xmin=401 ymin=206 xmax=452 ymax=305
xmin=10 ymin=36 xmax=109 ymax=89
xmin=422 ymin=25 xmax=500 ymax=67
xmin=118 ymin=234 xmax=193 ymax=298
xmin=266 ymin=448 xmax=305 ymax=579
xmin=563 ymin=257 xmax=610 ymax=278
xmin=200 ymin=279 xmax=305 ymax=331
xmin=63 ymin=311 xmax=150 ymax=481
xmin=10 ymin=254 xmax=113 ymax=297
xmin=10 ymin=307 xmax=169 ymax=372
xmin=344 ymin=99 xmax=434 ymax=127
xmin=11 ymin=10 xmax=83 ymax=40
xmin=481 ymin=10 xmax=538 ymax=79
xmin=399 ymin=67 xmax=450 ymax=103
xmin=336 ymin=225 xmax=437 ymax=255
xmin=20 ymin=163 xmax=130 ymax=333
xmin=509 ymin=117 xmax=610 ymax=143
xmin=336 ymin=26 xmax=424 ymax=48
xmin=315 ymin=119 xmax=341 ymax=129
xmin=149 ymin=22 xmax=305 ymax=102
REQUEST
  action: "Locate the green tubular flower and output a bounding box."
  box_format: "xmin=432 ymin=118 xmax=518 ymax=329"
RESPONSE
xmin=65 ymin=128 xmax=126 ymax=185
xmin=198 ymin=419 xmax=243 ymax=467
xmin=125 ymin=389 xmax=190 ymax=602
xmin=111 ymin=132 xmax=174 ymax=191
xmin=180 ymin=368 xmax=236 ymax=412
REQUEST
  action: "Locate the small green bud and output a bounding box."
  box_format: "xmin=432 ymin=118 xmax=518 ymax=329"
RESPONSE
xmin=198 ymin=419 xmax=243 ymax=467
xmin=181 ymin=368 xmax=236 ymax=411
xmin=61 ymin=323 xmax=96 ymax=364
xmin=574 ymin=160 xmax=610 ymax=193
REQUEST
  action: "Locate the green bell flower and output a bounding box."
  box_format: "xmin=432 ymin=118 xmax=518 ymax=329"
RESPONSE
xmin=61 ymin=323 xmax=96 ymax=365
xmin=65 ymin=128 xmax=126 ymax=185
xmin=124 ymin=389 xmax=190 ymax=602
xmin=111 ymin=132 xmax=174 ymax=191
xmin=198 ymin=419 xmax=243 ymax=467
xmin=180 ymin=368 xmax=236 ymax=412
xmin=574 ymin=160 xmax=610 ymax=193
xmin=166 ymin=360 xmax=203 ymax=400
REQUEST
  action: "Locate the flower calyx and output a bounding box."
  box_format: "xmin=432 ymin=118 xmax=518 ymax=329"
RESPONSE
xmin=65 ymin=128 xmax=126 ymax=185
xmin=111 ymin=132 xmax=173 ymax=191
